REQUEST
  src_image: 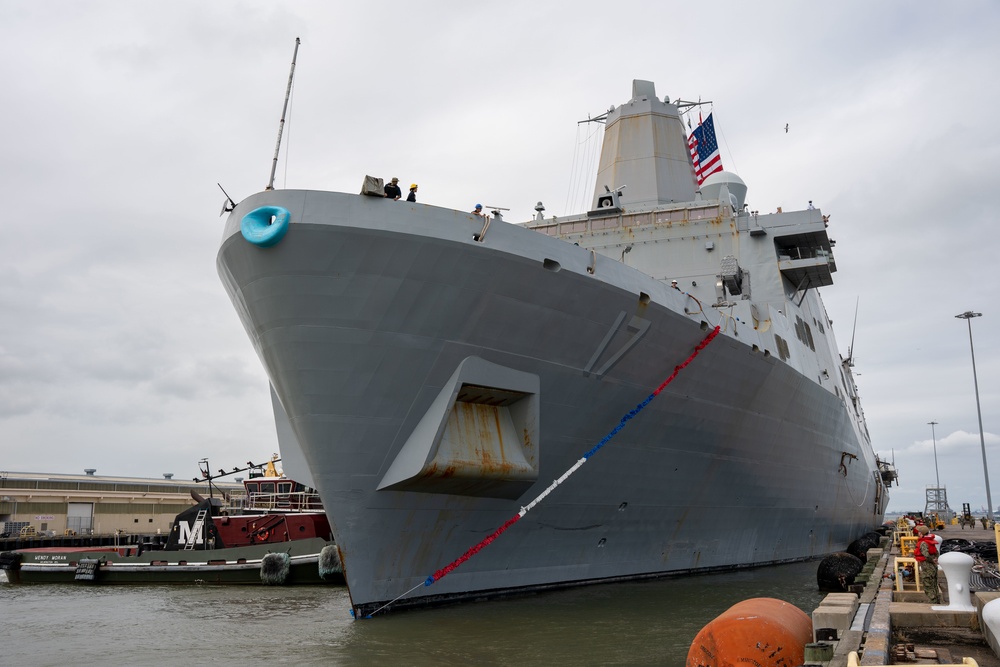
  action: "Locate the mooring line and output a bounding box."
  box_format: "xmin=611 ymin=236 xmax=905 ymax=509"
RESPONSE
xmin=362 ymin=581 xmax=426 ymax=618
xmin=365 ymin=325 xmax=721 ymax=617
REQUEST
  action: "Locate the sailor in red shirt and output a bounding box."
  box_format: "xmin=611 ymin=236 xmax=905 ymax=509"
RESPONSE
xmin=914 ymin=525 xmax=940 ymax=604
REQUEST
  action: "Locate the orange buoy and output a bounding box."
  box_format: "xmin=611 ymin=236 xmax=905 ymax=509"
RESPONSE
xmin=686 ymin=597 xmax=812 ymax=667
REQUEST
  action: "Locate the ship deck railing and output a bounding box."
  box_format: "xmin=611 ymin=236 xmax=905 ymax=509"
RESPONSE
xmin=527 ymin=204 xmax=724 ymax=237
xmin=776 ymin=245 xmax=831 ymax=261
xmin=226 ymin=491 xmax=323 ymax=513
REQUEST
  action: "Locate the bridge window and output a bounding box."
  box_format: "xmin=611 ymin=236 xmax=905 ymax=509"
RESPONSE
xmin=795 ymin=315 xmax=815 ymax=351
xmin=774 ymin=334 xmax=790 ymax=361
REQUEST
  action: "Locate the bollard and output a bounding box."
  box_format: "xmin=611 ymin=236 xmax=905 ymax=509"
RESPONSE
xmin=983 ymin=598 xmax=1000 ymax=654
xmin=932 ymin=551 xmax=975 ymax=612
xmin=803 ymin=641 xmax=834 ymax=661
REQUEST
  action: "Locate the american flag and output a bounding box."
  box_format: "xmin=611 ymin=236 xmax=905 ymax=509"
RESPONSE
xmin=687 ymin=113 xmax=723 ymax=185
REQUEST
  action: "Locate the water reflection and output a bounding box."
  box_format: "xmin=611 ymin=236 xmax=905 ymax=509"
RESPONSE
xmin=2 ymin=560 xmax=823 ymax=667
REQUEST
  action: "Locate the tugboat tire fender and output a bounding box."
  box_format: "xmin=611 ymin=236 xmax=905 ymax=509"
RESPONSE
xmin=260 ymin=552 xmax=291 ymax=585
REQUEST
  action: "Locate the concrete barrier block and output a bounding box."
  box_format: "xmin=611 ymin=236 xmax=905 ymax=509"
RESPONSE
xmin=821 ymin=593 xmax=859 ymax=615
xmin=894 ymin=590 xmax=931 ymax=603
xmin=888 ymin=601 xmax=977 ymax=629
xmin=812 ymin=605 xmax=853 ymax=638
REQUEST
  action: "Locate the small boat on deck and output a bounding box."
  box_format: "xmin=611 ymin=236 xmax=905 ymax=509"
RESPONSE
xmin=0 ymin=458 xmax=343 ymax=585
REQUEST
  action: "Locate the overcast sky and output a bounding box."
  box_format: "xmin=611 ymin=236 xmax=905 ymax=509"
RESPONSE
xmin=2 ymin=2 xmax=998 ymax=514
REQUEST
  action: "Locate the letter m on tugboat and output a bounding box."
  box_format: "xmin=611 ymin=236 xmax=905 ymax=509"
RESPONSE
xmin=176 ymin=518 xmax=205 ymax=547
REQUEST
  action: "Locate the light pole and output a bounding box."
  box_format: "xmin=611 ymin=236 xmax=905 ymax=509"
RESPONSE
xmin=956 ymin=311 xmax=992 ymax=521
xmin=928 ymin=421 xmax=940 ymax=490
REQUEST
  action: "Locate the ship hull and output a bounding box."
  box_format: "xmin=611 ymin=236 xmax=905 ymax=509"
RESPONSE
xmin=217 ymin=190 xmax=884 ymax=615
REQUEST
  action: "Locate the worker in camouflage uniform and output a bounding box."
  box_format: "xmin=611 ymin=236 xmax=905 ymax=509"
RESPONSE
xmin=914 ymin=525 xmax=940 ymax=604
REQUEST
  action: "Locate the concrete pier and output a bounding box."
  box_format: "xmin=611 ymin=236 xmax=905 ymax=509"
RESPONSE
xmin=807 ymin=524 xmax=1000 ymax=665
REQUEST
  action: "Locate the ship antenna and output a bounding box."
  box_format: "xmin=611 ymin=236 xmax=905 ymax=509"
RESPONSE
xmin=846 ymin=296 xmax=860 ymax=366
xmin=266 ymin=37 xmax=301 ymax=191
xmin=217 ymin=183 xmax=237 ymax=215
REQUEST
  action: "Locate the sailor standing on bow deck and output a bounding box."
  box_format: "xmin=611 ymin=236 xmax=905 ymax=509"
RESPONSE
xmin=384 ymin=177 xmax=402 ymax=200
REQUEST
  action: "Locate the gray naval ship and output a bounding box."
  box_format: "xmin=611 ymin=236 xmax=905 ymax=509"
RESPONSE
xmin=217 ymin=80 xmax=893 ymax=616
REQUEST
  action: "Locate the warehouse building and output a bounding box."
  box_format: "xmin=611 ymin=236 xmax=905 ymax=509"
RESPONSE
xmin=0 ymin=469 xmax=242 ymax=538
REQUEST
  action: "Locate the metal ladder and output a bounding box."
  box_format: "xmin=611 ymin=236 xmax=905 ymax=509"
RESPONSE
xmin=184 ymin=509 xmax=208 ymax=550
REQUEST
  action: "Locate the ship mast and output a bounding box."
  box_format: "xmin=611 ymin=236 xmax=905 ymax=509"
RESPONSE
xmin=266 ymin=37 xmax=301 ymax=191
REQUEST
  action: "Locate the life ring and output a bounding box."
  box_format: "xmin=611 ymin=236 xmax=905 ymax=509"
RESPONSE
xmin=259 ymin=530 xmax=270 ymax=541
xmin=240 ymin=205 xmax=290 ymax=248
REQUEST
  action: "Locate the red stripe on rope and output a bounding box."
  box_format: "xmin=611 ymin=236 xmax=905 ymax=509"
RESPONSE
xmin=652 ymin=326 xmax=720 ymax=397
xmin=428 ymin=514 xmax=522 ymax=584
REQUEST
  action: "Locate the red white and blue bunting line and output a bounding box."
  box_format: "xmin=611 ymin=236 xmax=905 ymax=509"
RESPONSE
xmin=367 ymin=325 xmax=721 ymax=616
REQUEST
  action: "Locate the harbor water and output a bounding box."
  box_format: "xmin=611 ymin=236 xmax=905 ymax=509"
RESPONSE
xmin=2 ymin=560 xmax=824 ymax=666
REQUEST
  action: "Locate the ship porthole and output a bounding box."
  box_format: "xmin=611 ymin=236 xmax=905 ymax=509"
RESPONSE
xmin=241 ymin=205 xmax=291 ymax=248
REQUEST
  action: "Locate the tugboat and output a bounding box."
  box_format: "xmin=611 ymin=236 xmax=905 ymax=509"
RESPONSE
xmin=0 ymin=457 xmax=342 ymax=585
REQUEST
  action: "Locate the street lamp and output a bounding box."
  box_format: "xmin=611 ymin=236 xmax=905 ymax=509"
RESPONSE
xmin=928 ymin=421 xmax=940 ymax=490
xmin=956 ymin=311 xmax=992 ymax=521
